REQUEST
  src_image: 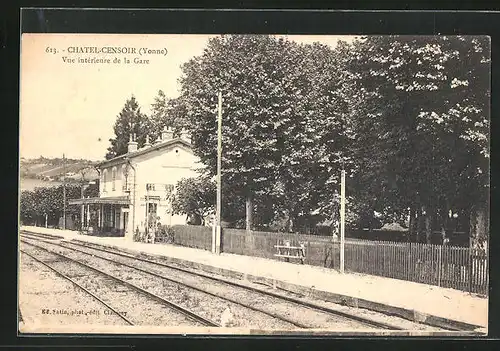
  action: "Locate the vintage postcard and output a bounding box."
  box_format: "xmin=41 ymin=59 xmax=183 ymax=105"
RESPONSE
xmin=18 ymin=32 xmax=490 ymax=336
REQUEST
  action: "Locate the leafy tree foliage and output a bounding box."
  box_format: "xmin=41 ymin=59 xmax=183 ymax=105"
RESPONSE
xmin=92 ymin=35 xmax=489 ymax=245
xmin=348 ymin=36 xmax=490 ymax=244
xmin=171 ymin=176 xmax=216 ymax=224
xmin=106 ymin=96 xmax=150 ymax=159
xmin=171 ymin=176 xmax=248 ymax=226
xmin=177 ymin=35 xmax=353 ymax=231
xmin=148 ymin=90 xmax=189 ymax=141
xmin=19 ymin=182 xmax=99 ymax=226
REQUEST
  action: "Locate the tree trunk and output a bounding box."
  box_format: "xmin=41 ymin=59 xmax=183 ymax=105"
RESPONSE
xmin=408 ymin=206 xmax=416 ymax=242
xmin=245 ymin=193 xmax=253 ymax=232
xmin=416 ymin=206 xmax=424 ymax=243
xmin=423 ymin=205 xmax=433 ymax=244
xmin=368 ymin=208 xmax=374 ymax=233
xmin=477 ymin=207 xmax=487 ymax=247
xmin=440 ymin=204 xmax=449 ymax=245
xmin=469 ymin=205 xmax=477 ymax=248
xmin=470 ymin=205 xmax=488 ymax=249
xmin=287 ymin=214 xmax=294 ymax=233
xmin=440 ymin=223 xmax=446 ymax=244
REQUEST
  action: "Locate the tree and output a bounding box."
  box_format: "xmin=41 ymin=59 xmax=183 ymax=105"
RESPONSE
xmin=270 ymin=40 xmax=356 ymax=232
xmin=177 ymin=35 xmax=353 ymax=232
xmin=19 ymin=184 xmax=84 ymax=227
xmin=20 ymin=190 xmax=39 ymax=225
xmin=178 ymin=35 xmax=297 ymax=224
xmin=171 ymin=176 xmax=247 ymax=226
xmin=106 ymin=96 xmax=150 ymax=159
xmin=348 ymin=36 xmax=490 ymax=244
xmin=148 ymin=90 xmax=189 ymax=141
xmin=171 ymin=176 xmax=216 ymax=224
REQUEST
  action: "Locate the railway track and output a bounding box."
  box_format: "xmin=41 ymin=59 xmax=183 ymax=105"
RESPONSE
xmin=20 ymin=249 xmax=134 ymax=326
xmin=20 ymin=234 xmax=420 ymax=330
xmin=20 ymin=231 xmax=64 ymax=241
xmin=20 ymin=240 xmax=220 ymax=327
xmin=21 ymin=238 xmax=308 ymax=329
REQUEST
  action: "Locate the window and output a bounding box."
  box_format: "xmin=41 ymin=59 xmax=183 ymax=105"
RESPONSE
xmin=112 ymin=167 xmax=117 ymax=191
xmin=122 ymin=165 xmax=128 ymax=190
xmin=102 ymin=169 xmax=107 ymax=191
xmin=146 ymin=203 xmax=158 ymax=231
xmin=148 ymin=203 xmax=158 ymax=214
xmin=115 ymin=211 xmax=121 ymax=228
xmin=104 ymin=205 xmax=111 ymax=226
xmin=165 ymin=184 xmax=174 ymax=202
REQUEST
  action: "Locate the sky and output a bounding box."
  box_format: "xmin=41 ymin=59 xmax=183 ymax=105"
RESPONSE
xmin=20 ymin=34 xmax=355 ymax=161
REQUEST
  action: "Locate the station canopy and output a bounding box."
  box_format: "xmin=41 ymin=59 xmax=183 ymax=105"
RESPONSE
xmin=68 ymin=196 xmax=130 ymax=206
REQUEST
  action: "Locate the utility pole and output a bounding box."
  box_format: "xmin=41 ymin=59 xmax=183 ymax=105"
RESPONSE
xmin=340 ymin=168 xmax=346 ymax=273
xmin=215 ymin=91 xmax=223 ymax=255
xmin=62 ymin=153 xmax=67 ymax=230
xmin=80 ymin=167 xmax=87 ymax=231
xmin=339 ymin=112 xmax=347 ymax=273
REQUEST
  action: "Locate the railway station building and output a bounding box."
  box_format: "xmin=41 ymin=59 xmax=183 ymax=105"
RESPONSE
xmin=68 ymin=127 xmax=202 ymax=241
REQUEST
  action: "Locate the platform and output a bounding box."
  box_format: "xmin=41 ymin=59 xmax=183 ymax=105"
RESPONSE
xmin=20 ymin=226 xmax=488 ymax=331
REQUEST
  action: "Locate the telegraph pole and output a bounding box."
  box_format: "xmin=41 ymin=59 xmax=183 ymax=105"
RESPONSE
xmin=215 ymin=91 xmax=223 ymax=254
xmin=339 ymin=112 xmax=347 ymax=273
xmin=340 ymin=168 xmax=346 ymax=273
xmin=62 ymin=153 xmax=67 ymax=230
xmin=80 ymin=167 xmax=87 ymax=231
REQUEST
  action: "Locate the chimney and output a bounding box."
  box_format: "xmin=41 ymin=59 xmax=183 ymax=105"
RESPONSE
xmin=127 ymin=133 xmax=138 ymax=153
xmin=180 ymin=128 xmax=191 ymax=144
xmin=161 ymin=126 xmax=174 ymax=141
xmin=143 ymin=135 xmax=151 ymax=148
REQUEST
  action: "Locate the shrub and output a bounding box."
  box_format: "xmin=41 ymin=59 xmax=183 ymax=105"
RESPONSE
xmin=133 ymin=227 xmax=141 ymax=242
xmin=155 ymin=225 xmax=175 ymax=244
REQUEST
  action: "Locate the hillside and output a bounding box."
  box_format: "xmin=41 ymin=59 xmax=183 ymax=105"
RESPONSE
xmin=20 ymin=157 xmax=99 ymax=191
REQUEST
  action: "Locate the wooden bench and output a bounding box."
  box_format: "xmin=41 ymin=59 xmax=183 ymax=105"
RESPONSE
xmin=274 ymin=240 xmax=306 ymax=264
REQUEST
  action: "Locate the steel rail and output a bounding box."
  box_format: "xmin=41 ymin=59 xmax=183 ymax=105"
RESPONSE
xmin=48 ymin=240 xmax=309 ymax=329
xmin=20 ymin=249 xmax=134 ymax=326
xmin=21 ymin=239 xmax=220 ymax=327
xmin=58 ymin=239 xmax=406 ymax=330
xmin=20 ymin=231 xmax=63 ymax=240
xmin=21 ymin=235 xmax=306 ymax=328
xmin=20 ymin=233 xmax=63 ymax=244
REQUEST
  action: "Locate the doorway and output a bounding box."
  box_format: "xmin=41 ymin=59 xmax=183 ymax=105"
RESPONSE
xmin=123 ymin=211 xmax=129 ymax=236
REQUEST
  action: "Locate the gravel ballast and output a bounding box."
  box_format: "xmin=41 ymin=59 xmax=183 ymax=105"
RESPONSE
xmin=23 ymin=239 xmax=295 ymax=330
xmin=63 ymin=241 xmax=378 ymax=329
xmin=21 ymin=243 xmax=207 ymax=328
xmin=26 ymin=237 xmax=447 ymax=331
xmin=19 ymin=251 xmax=127 ymax=328
xmin=64 ymin=243 xmax=443 ymax=332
